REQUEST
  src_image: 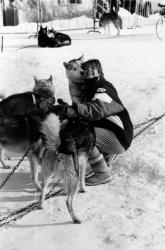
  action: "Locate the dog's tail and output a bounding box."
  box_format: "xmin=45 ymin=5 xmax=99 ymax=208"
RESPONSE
xmin=40 ymin=113 xmax=61 ymax=150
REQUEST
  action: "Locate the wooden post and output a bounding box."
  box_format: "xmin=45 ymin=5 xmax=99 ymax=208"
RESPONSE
xmin=2 ymin=0 xmax=6 ymax=26
xmin=88 ymin=0 xmax=100 ymax=33
xmin=36 ymin=0 xmax=41 ymax=36
xmin=38 ymin=0 xmax=42 ymax=24
xmin=1 ymin=36 xmax=3 ymax=52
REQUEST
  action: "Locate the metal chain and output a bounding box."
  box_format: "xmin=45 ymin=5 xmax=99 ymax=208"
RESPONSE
xmin=0 ymin=182 xmax=64 ymax=227
xmin=0 ymin=148 xmax=30 ymax=190
xmin=0 ymin=154 xmax=65 ymax=227
xmin=1 ymin=112 xmax=165 ymax=227
xmin=133 ymin=112 xmax=165 ymax=139
xmin=133 ymin=112 xmax=165 ymax=129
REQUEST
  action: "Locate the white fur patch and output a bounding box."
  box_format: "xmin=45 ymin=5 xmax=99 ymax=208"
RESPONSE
xmin=93 ymin=92 xmax=113 ymax=103
xmin=32 ymin=93 xmax=36 ymax=105
xmin=40 ymin=114 xmax=61 ymax=150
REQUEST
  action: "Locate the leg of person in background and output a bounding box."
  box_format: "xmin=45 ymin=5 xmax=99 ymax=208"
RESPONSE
xmin=85 ymin=127 xmax=125 ymax=186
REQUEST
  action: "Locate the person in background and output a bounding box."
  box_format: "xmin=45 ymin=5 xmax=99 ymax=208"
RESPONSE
xmin=109 ymin=0 xmax=120 ymax=15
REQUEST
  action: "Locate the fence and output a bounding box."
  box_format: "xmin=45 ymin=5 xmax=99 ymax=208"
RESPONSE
xmin=0 ymin=0 xmax=161 ymax=34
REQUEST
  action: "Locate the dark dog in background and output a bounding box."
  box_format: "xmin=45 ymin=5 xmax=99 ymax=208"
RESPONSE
xmin=99 ymin=12 xmax=123 ymax=36
xmin=38 ymin=25 xmax=71 ymax=48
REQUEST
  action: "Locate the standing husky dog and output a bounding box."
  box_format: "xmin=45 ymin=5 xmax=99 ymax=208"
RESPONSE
xmin=38 ymin=109 xmax=95 ymax=223
xmin=0 ymin=75 xmax=55 ymax=191
xmin=99 ymin=12 xmax=123 ymax=36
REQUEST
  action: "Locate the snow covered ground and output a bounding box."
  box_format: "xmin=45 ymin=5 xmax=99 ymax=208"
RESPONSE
xmin=0 ymin=14 xmax=165 ymax=250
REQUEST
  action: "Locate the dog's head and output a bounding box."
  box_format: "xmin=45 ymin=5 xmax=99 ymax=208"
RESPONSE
xmin=63 ymin=55 xmax=84 ymax=83
xmin=38 ymin=25 xmax=47 ymax=36
xmin=33 ymin=75 xmax=55 ymax=99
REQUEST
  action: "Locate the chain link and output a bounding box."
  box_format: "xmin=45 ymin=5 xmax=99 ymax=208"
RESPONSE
xmin=133 ymin=113 xmax=165 ymax=139
xmin=133 ymin=112 xmax=165 ymax=130
xmin=0 ymin=148 xmax=31 ymax=190
xmin=0 ymin=178 xmax=64 ymax=227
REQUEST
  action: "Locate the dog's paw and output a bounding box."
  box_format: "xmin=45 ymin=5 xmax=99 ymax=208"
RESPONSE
xmin=79 ymin=187 xmax=86 ymax=193
xmin=73 ymin=217 xmax=82 ymax=224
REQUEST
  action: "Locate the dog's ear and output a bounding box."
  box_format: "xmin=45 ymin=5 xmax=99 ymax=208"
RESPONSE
xmin=78 ymin=55 xmax=84 ymax=64
xmin=63 ymin=62 xmax=69 ymax=69
xmin=48 ymin=75 xmax=53 ymax=83
xmin=34 ymin=76 xmax=38 ymax=83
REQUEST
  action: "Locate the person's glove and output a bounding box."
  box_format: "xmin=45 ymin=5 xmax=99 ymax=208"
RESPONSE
xmin=39 ymin=97 xmax=55 ymax=113
xmin=57 ymin=99 xmax=79 ymax=120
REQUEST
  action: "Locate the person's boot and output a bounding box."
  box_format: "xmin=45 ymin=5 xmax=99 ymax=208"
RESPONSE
xmin=102 ymin=153 xmax=116 ymax=167
xmin=85 ymin=147 xmax=111 ymax=186
xmin=85 ymin=161 xmax=93 ymax=178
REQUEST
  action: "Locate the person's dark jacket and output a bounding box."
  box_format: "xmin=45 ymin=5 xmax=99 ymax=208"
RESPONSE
xmin=72 ymin=77 xmax=133 ymax=151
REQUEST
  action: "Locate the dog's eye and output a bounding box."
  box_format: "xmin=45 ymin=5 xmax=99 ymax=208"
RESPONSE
xmin=73 ymin=68 xmax=77 ymax=71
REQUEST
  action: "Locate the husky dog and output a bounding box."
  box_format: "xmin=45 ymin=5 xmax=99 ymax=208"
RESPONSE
xmin=63 ymin=55 xmax=85 ymax=103
xmin=38 ymin=26 xmax=48 ymax=47
xmin=0 ymin=75 xmax=55 ymax=191
xmin=38 ymin=110 xmax=95 ymax=223
xmin=48 ymin=27 xmax=71 ymax=46
xmin=99 ymin=12 xmax=123 ymax=36
xmin=63 ymin=55 xmax=94 ymax=177
xmin=38 ymin=25 xmax=71 ymax=48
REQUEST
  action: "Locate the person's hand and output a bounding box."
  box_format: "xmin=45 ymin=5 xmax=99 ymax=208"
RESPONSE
xmin=57 ymin=99 xmax=78 ymax=120
xmin=39 ymin=97 xmax=55 ymax=113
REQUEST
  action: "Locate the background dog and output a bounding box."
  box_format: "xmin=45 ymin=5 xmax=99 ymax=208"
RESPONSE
xmin=38 ymin=25 xmax=71 ymax=48
xmin=99 ymin=12 xmax=123 ymax=36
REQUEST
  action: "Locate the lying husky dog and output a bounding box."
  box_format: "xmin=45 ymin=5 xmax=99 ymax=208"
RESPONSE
xmin=0 ymin=75 xmax=55 ymax=191
xmin=38 ymin=108 xmax=95 ymax=223
xmin=38 ymin=25 xmax=71 ymax=48
xmin=99 ymin=12 xmax=123 ymax=36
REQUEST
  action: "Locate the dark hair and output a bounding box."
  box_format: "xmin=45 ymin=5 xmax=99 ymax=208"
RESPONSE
xmin=82 ymin=59 xmax=104 ymax=77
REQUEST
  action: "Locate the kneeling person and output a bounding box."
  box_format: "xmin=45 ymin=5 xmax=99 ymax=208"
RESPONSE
xmin=61 ymin=59 xmax=133 ymax=186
